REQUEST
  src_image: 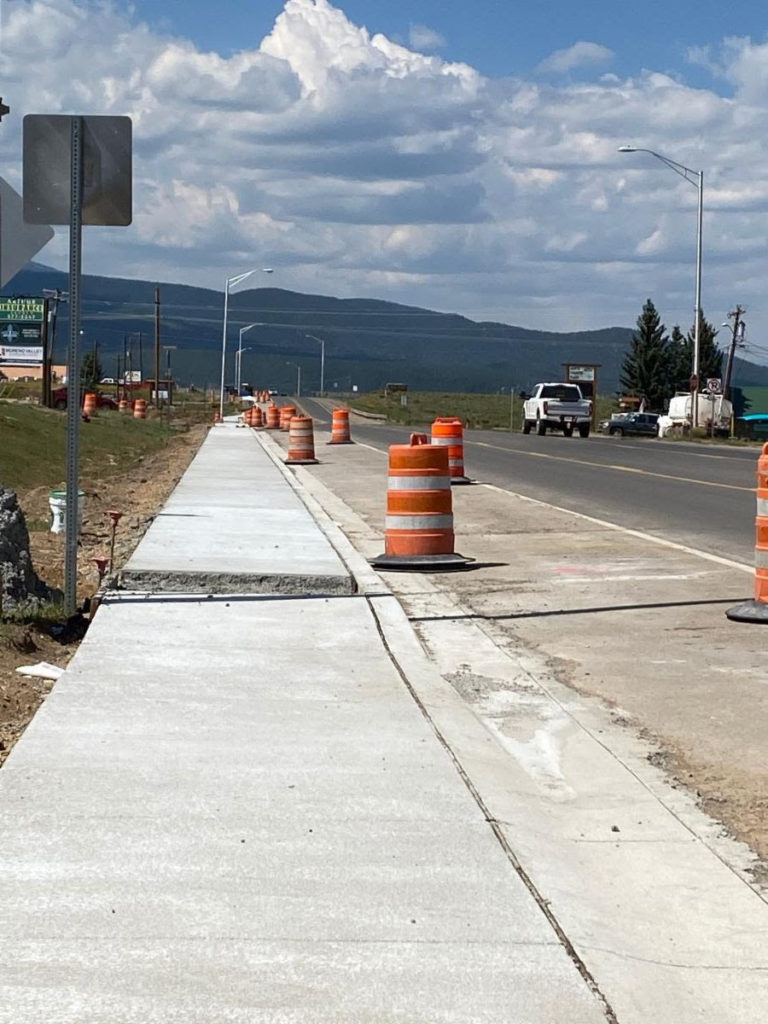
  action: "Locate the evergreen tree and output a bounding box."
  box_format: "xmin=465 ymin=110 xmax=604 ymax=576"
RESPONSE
xmin=619 ymin=298 xmax=669 ymax=411
xmin=667 ymin=324 xmax=690 ymax=396
xmin=687 ymin=313 xmax=723 ymax=388
xmin=80 ymin=352 xmax=102 ymax=392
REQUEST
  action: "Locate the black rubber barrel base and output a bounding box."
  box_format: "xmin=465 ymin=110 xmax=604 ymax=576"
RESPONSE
xmin=726 ymin=600 xmax=768 ymax=623
xmin=369 ymin=552 xmax=474 ymax=572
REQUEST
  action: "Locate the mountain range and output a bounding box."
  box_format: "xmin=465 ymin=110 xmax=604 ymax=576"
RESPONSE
xmin=4 ymin=262 xmax=768 ymax=395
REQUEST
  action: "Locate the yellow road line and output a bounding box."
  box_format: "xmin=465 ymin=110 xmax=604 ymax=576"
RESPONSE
xmin=470 ymin=441 xmax=754 ymax=493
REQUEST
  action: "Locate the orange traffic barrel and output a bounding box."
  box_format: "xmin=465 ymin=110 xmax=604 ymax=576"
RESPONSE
xmin=265 ymin=404 xmax=280 ymax=429
xmin=370 ymin=433 xmax=472 ymax=570
xmin=285 ymin=415 xmax=319 ymax=465
xmin=727 ymin=443 xmax=768 ymax=622
xmin=328 ymin=407 xmax=353 ymax=445
xmin=118 ymin=399 xmax=129 ymax=414
xmin=251 ymin=405 xmax=263 ymax=428
xmin=133 ymin=398 xmax=147 ymax=420
xmin=431 ymin=416 xmax=471 ymax=484
xmin=83 ymin=392 xmax=97 ymax=417
xmin=279 ymin=405 xmax=297 ymax=431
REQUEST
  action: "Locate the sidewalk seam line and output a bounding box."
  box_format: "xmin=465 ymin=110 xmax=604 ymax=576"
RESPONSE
xmin=365 ymin=593 xmax=620 ymax=1024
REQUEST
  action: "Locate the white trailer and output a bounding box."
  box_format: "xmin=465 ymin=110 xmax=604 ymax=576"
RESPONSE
xmin=658 ymin=392 xmax=733 ymax=437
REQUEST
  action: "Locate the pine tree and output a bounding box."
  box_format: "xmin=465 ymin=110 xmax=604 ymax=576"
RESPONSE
xmin=619 ymin=298 xmax=670 ymax=411
xmin=80 ymin=352 xmax=102 ymax=392
xmin=687 ymin=313 xmax=724 ymax=388
xmin=667 ymin=324 xmax=690 ymax=396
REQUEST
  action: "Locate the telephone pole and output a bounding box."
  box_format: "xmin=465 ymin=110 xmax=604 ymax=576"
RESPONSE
xmin=154 ymin=287 xmax=161 ymax=407
xmin=723 ymin=305 xmax=746 ymax=401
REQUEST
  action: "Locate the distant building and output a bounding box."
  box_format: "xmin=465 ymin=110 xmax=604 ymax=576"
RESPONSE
xmin=0 ymin=364 xmax=66 ymax=382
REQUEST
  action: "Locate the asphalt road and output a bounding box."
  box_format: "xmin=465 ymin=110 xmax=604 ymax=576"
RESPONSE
xmin=297 ymin=397 xmax=758 ymax=566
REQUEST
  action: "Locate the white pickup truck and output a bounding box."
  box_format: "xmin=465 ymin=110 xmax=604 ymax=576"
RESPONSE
xmin=522 ymin=382 xmax=592 ymax=437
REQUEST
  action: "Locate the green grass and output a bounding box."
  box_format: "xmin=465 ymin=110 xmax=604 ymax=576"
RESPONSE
xmin=349 ymin=391 xmax=619 ymax=430
xmin=0 ymin=401 xmax=179 ymax=492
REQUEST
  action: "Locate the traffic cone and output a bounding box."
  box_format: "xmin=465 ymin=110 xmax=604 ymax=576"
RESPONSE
xmin=328 ymin=407 xmax=354 ymax=444
xmin=431 ymin=416 xmax=471 ymax=484
xmin=370 ymin=433 xmax=472 ymax=570
xmin=285 ymin=416 xmax=319 ymax=465
xmin=727 ymin=443 xmax=768 ymax=622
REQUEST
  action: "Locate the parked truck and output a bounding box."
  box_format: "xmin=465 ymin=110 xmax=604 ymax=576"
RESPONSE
xmin=522 ymin=382 xmax=592 ymax=437
xmin=657 ymin=392 xmax=733 ymax=437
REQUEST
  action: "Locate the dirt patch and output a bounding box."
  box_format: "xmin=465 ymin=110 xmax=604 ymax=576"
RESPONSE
xmin=0 ymin=422 xmax=208 ymax=768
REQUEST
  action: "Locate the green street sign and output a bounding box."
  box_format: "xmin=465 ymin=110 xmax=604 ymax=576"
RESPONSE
xmin=0 ymin=297 xmax=45 ymax=322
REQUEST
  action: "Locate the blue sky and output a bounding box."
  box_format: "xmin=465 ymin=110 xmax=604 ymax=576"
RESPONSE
xmin=129 ymin=0 xmax=759 ymax=87
xmin=3 ymin=0 xmax=768 ymax=357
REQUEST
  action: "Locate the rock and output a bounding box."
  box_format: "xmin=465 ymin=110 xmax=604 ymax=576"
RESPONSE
xmin=0 ymin=488 xmax=62 ymax=615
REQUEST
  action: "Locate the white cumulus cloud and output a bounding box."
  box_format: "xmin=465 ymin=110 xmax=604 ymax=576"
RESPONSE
xmin=1 ymin=1 xmax=768 ymax=345
xmin=409 ymin=24 xmax=447 ymax=52
xmin=537 ymin=41 xmax=614 ymax=74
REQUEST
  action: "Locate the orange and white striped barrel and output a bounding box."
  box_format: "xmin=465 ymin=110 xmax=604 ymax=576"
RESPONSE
xmin=265 ymin=404 xmax=280 ymax=429
xmin=329 ymin=407 xmax=353 ymax=444
xmin=133 ymin=398 xmax=147 ymax=420
xmin=251 ymin=405 xmax=263 ymax=428
xmin=83 ymin=392 xmax=97 ymax=417
xmin=430 ymin=417 xmax=470 ymax=483
xmin=279 ymin=405 xmax=297 ymax=431
xmin=285 ymin=415 xmax=319 ymax=465
xmin=369 ymin=434 xmax=471 ymax=569
xmin=242 ymin=406 xmax=252 ymax=427
xmin=728 ymin=443 xmax=768 ymax=622
xmin=118 ymin=399 xmax=129 ymax=414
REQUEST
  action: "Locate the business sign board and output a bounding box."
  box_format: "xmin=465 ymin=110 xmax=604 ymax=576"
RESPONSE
xmin=0 ymin=298 xmax=45 ymax=322
xmin=0 ymin=345 xmax=44 ymax=365
xmin=567 ymin=366 xmax=596 ymax=382
xmin=0 ymin=299 xmax=45 ymax=361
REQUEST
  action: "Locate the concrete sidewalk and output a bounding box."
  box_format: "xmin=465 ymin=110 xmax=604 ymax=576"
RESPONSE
xmin=259 ymin=414 xmax=768 ymax=1024
xmin=0 ymin=424 xmax=610 ymax=1023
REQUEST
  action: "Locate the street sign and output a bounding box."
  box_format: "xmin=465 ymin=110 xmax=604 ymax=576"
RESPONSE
xmin=707 ymin=378 xmax=722 ymax=394
xmin=23 ymin=114 xmax=132 ymax=226
xmin=0 ymin=176 xmax=54 ymax=287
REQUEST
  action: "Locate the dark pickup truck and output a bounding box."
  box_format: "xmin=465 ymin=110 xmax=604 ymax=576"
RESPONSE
xmin=602 ymin=412 xmax=659 ymax=437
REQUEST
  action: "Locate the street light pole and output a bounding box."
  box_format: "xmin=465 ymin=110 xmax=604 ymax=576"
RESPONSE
xmin=286 ymin=361 xmax=301 ymax=397
xmin=235 ymin=347 xmax=252 ymax=392
xmin=219 ymin=268 xmax=273 ymax=421
xmin=236 ymin=322 xmax=260 ymax=394
xmin=619 ymin=145 xmax=703 ymax=427
xmin=305 ymin=334 xmax=325 ymax=396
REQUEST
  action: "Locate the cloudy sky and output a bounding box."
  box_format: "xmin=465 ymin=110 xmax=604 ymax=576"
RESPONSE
xmin=2 ymin=0 xmax=768 ymax=357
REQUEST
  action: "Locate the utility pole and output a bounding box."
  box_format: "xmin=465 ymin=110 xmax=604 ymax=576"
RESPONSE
xmin=0 ymin=99 xmax=9 ymax=289
xmin=42 ymin=289 xmax=68 ymax=406
xmin=723 ymin=305 xmax=746 ymax=402
xmin=154 ymin=287 xmax=161 ymax=407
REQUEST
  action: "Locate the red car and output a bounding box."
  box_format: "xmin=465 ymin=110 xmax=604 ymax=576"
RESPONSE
xmin=52 ymin=387 xmax=118 ymax=411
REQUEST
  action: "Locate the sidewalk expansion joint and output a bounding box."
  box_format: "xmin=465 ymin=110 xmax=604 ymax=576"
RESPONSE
xmin=365 ymin=593 xmax=620 ymax=1024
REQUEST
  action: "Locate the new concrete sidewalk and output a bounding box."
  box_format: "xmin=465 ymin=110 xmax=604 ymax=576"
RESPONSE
xmin=0 ymin=423 xmax=610 ymax=1023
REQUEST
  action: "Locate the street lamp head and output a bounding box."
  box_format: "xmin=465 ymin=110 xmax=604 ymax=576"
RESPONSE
xmin=618 ymin=145 xmax=637 ymax=153
xmin=262 ymin=268 xmax=274 ymax=273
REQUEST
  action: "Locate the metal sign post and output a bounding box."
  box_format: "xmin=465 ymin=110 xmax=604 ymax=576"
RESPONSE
xmin=65 ymin=117 xmax=84 ymax=616
xmin=23 ymin=113 xmax=132 ymax=615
